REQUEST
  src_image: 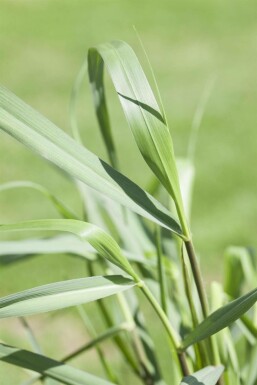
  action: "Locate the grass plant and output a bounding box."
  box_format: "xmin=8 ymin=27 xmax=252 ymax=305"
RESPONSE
xmin=0 ymin=39 xmax=256 ymax=385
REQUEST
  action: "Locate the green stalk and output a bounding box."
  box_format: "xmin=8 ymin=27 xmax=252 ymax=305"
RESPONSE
xmin=155 ymin=226 xmax=167 ymax=314
xmin=63 ymin=322 xmax=132 ymax=363
xmin=180 ymin=249 xmax=207 ymax=368
xmin=98 ymin=299 xmax=140 ymax=369
xmin=184 ymin=237 xmax=222 ymax=366
xmin=24 ymin=323 xmax=129 ymax=385
xmin=116 ymin=292 xmax=151 ymax=377
xmin=77 ymin=305 xmax=121 ymax=384
xmin=184 ymin=240 xmax=209 ymax=318
xmin=175 ymin=199 xmax=223 ymax=379
xmin=138 ymin=280 xmax=190 ymax=376
xmin=87 ymin=262 xmax=141 ymax=376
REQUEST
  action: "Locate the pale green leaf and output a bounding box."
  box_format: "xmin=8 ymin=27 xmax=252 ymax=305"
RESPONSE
xmin=0 ymin=219 xmax=135 ymax=276
xmin=224 ymin=246 xmax=256 ymax=298
xmin=0 ymin=275 xmax=135 ymax=318
xmin=88 ymin=41 xmax=184 ymax=216
xmin=0 ymin=234 xmax=96 ymax=264
xmin=180 ymin=366 xmax=224 ymax=385
xmin=0 ymin=86 xmax=182 ymax=237
xmin=177 ymin=159 xmax=195 ymax=222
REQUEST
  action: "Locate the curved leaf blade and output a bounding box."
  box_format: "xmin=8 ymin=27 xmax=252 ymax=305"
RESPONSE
xmin=0 ymin=275 xmax=135 ymax=318
xmin=182 ymin=287 xmax=257 ymax=349
xmin=0 ymin=219 xmax=135 ymax=276
xmin=0 ymin=86 xmax=182 ymax=237
xmin=0 ymin=343 xmax=115 ymax=385
xmin=88 ymin=41 xmax=183 ymax=210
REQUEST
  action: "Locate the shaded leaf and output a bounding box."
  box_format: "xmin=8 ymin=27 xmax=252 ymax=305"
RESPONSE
xmin=0 ymin=343 xmax=115 ymax=385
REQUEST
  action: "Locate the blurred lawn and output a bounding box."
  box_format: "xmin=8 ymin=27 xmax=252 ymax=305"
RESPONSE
xmin=0 ymin=0 xmax=257 ymax=381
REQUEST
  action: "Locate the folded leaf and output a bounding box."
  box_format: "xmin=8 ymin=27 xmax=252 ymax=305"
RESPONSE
xmin=0 ymin=275 xmax=135 ymax=318
xmin=88 ymin=41 xmax=183 ymax=212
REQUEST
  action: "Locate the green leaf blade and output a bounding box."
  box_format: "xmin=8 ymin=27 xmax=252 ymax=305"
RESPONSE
xmin=88 ymin=41 xmax=186 ymax=226
xmin=0 ymin=343 xmax=115 ymax=385
xmin=0 ymin=275 xmax=135 ymax=319
xmin=0 ymin=86 xmax=182 ymax=237
xmin=0 ymin=219 xmax=135 ymax=276
xmin=182 ymin=287 xmax=257 ymax=349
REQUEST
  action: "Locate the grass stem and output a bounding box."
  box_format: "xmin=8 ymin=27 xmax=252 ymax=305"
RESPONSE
xmin=184 ymin=240 xmax=209 ymax=318
xmin=155 ymin=226 xmax=167 ymax=314
xmin=139 ymin=281 xmax=190 ymax=376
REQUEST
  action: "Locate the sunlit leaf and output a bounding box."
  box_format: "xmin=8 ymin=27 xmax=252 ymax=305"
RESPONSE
xmin=180 ymin=365 xmax=224 ymax=385
xmin=0 ymin=234 xmax=95 ymax=264
xmin=0 ymin=86 xmax=182 ymax=237
xmin=0 ymin=219 xmax=135 ymax=276
xmin=0 ymin=275 xmax=135 ymax=318
xmin=88 ymin=42 xmax=186 ymax=227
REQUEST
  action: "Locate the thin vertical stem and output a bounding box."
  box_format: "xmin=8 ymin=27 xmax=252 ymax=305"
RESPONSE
xmin=155 ymin=226 xmax=168 ymax=314
xmin=116 ymin=292 xmax=151 ymax=376
xmin=139 ymin=281 xmax=190 ymax=376
xmin=184 ymin=240 xmax=209 ymax=318
xmin=184 ymin=239 xmax=222 ymax=382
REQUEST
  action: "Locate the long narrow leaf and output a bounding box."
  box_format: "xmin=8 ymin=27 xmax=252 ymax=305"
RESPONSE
xmin=0 ymin=234 xmax=96 ymax=264
xmin=0 ymin=235 xmax=153 ymax=267
xmin=21 ymin=323 xmax=131 ymax=385
xmin=0 ymin=343 xmax=115 ymax=385
xmin=0 ymin=86 xmax=182 ymax=237
xmin=0 ymin=219 xmax=135 ymax=276
xmin=88 ymin=41 xmax=184 ymax=215
xmin=0 ymin=275 xmax=135 ymax=318
xmin=182 ymin=287 xmax=257 ymax=349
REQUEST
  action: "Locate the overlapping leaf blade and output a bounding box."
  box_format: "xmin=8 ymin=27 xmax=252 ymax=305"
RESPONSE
xmin=182 ymin=287 xmax=257 ymax=349
xmin=0 ymin=219 xmax=135 ymax=276
xmin=180 ymin=365 xmax=224 ymax=385
xmin=88 ymin=41 xmax=183 ymax=212
xmin=0 ymin=343 xmax=115 ymax=385
xmin=0 ymin=86 xmax=182 ymax=237
xmin=0 ymin=234 xmax=95 ymax=264
xmin=0 ymin=275 xmax=135 ymax=318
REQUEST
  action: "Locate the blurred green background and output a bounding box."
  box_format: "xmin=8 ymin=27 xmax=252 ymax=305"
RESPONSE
xmin=0 ymin=0 xmax=257 ymax=382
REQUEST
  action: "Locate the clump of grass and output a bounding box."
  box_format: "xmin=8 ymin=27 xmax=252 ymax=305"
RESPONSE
xmin=0 ymin=40 xmax=256 ymax=385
